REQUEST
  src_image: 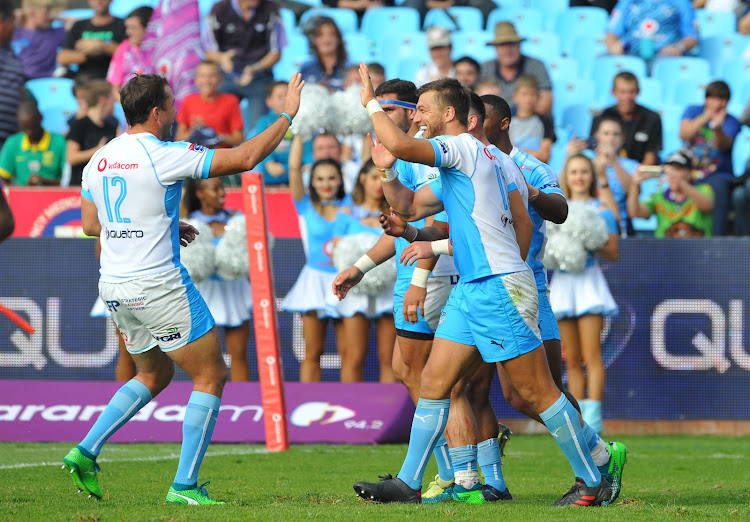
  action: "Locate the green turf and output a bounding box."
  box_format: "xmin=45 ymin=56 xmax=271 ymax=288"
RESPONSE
xmin=1 ymin=436 xmax=748 ymax=520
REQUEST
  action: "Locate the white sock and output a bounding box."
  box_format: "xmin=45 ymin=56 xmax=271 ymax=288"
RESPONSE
xmin=590 ymin=438 xmax=610 ymax=467
xmin=454 ymin=469 xmax=479 ymax=490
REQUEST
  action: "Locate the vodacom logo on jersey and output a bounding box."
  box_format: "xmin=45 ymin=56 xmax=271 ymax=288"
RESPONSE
xmin=483 ymin=148 xmax=497 ymax=161
xmin=97 ymin=158 xmax=139 ymax=172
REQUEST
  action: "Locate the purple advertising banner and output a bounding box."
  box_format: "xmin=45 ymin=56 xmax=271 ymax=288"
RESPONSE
xmin=0 ymin=381 xmax=415 ymax=445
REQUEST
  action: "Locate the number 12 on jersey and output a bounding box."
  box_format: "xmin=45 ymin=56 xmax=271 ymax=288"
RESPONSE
xmin=102 ymin=176 xmax=130 ymax=223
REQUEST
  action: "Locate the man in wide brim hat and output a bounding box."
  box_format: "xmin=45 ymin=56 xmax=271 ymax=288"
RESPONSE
xmin=478 ymin=20 xmax=553 ymax=116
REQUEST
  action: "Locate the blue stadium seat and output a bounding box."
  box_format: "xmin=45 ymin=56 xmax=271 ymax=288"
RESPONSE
xmin=722 ymin=60 xmax=750 ymax=104
xmin=40 ymin=105 xmax=75 ymax=136
xmin=652 ymin=57 xmax=711 ymax=105
xmin=670 ymin=79 xmax=705 ymax=106
xmin=451 ymin=31 xmax=495 ymax=63
xmin=280 ymin=8 xmax=298 ymax=36
xmin=485 ymin=7 xmax=544 ymax=37
xmin=285 ymin=31 xmax=310 ymax=58
xmin=273 ymin=54 xmax=310 ymax=82
xmin=396 ymin=56 xmax=432 ymax=85
xmin=361 ymin=7 xmax=421 ymax=43
xmin=58 ymin=8 xmax=94 ymax=20
xmin=294 ymin=0 xmax=323 ymax=7
xmin=553 ymin=79 xmax=595 ymax=124
xmin=733 ymin=128 xmax=750 ymax=177
xmin=300 ymin=8 xmax=359 ymax=34
xmin=699 ymin=34 xmax=750 ymax=76
xmin=110 ymin=0 xmax=159 ymax=18
xmin=695 ymin=8 xmax=737 ymax=38
xmin=25 ymin=78 xmax=77 ymax=113
xmin=423 ymin=6 xmax=483 ymax=32
xmin=521 ymin=32 xmax=560 ymax=63
xmin=113 ymin=101 xmax=127 ymax=131
xmin=591 ymin=55 xmax=647 ymax=104
xmin=525 ymin=0 xmax=569 ymax=30
xmin=544 ymin=56 xmax=579 ymax=88
xmin=560 ymin=104 xmax=593 ymax=139
xmin=555 ymin=6 xmax=608 ymax=54
xmin=659 ymin=104 xmax=684 ymax=157
xmin=637 ymin=77 xmax=663 ymax=111
xmin=198 ymin=0 xmax=218 ymax=17
xmin=344 ymin=33 xmax=376 ymax=63
xmin=377 ymin=31 xmax=427 ymax=78
xmin=568 ymin=32 xmax=608 ymax=78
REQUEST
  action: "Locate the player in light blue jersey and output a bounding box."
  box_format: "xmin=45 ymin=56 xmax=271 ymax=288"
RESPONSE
xmin=353 ymin=66 xmax=611 ymax=507
xmin=64 ymin=73 xmax=304 ymax=505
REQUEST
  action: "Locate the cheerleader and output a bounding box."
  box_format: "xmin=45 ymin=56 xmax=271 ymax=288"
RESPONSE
xmin=283 ymin=158 xmax=350 ymax=382
xmin=184 ymin=178 xmax=253 ymax=382
xmin=550 ymin=153 xmax=619 ymax=434
xmin=332 ymin=160 xmax=396 ymax=383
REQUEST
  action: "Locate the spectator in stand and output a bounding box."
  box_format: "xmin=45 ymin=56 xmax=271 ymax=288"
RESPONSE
xmin=11 ymin=0 xmax=66 ymax=80
xmin=474 ymin=77 xmax=501 ymax=97
xmin=300 ymin=17 xmax=350 ymax=92
xmin=479 ymin=21 xmax=553 ymax=115
xmin=454 ymin=55 xmax=480 ymax=91
xmin=253 ymin=80 xmax=313 ymax=186
xmin=509 ymin=74 xmax=555 ymax=163
xmin=70 ymin=73 xmax=94 ymax=122
xmin=569 ymin=113 xmax=638 ymax=235
xmin=205 ymin=0 xmax=285 ymax=132
xmin=0 ymin=99 xmax=65 ymax=186
xmin=0 ymin=177 xmax=14 ymax=243
xmin=66 ymin=79 xmax=118 ymax=186
xmin=414 ymin=26 xmax=454 ymax=87
xmin=679 ymin=80 xmax=740 ymax=236
xmin=367 ymin=62 xmax=385 ymax=90
xmin=605 ymin=0 xmax=698 ymax=63
xmin=56 ymin=0 xmax=126 ymax=80
xmin=627 ymin=150 xmax=714 ymax=237
xmin=106 ymin=6 xmax=153 ymax=96
xmin=175 ymin=61 xmax=244 ymax=150
xmin=591 ymin=72 xmax=662 ymax=165
xmin=321 ymin=0 xmax=393 ymax=23
xmin=0 ymin=0 xmax=25 ymax=152
xmin=291 ymin=132 xmax=359 ymax=193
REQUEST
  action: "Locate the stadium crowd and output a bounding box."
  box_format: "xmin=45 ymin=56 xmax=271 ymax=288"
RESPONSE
xmin=1 ymin=0 xmax=750 ymax=386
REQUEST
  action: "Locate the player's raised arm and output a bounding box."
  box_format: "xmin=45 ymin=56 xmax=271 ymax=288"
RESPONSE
xmin=359 ymin=64 xmax=434 ymax=166
xmin=209 ymin=73 xmax=304 ymax=178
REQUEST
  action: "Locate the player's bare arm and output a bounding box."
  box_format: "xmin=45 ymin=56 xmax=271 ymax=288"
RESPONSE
xmin=209 ymin=73 xmax=304 ymax=178
xmin=527 ymin=184 xmax=568 ymax=224
xmin=81 ymin=197 xmax=101 ymax=237
xmin=332 ymin=233 xmax=396 ymax=300
xmin=509 ymin=188 xmax=532 ymax=260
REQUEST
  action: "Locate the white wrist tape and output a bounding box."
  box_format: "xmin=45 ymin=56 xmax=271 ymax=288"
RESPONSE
xmin=378 ymin=167 xmax=397 ymax=182
xmin=410 ymin=267 xmax=431 ymax=288
xmin=432 ymin=239 xmax=451 ymax=256
xmin=353 ymin=254 xmax=377 ymax=274
xmin=366 ymin=98 xmax=384 ymax=117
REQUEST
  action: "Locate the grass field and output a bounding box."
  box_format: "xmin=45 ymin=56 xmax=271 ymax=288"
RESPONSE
xmin=1 ymin=435 xmax=748 ymax=521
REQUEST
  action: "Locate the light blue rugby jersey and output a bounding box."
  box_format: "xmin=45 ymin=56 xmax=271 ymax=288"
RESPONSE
xmin=426 ymin=133 xmax=528 ymax=282
xmin=510 ymin=146 xmax=565 ymax=291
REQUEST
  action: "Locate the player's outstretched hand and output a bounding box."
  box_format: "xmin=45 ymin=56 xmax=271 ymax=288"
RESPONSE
xmin=359 ymin=63 xmax=376 ymax=107
xmin=380 ymin=208 xmax=406 ymax=237
xmin=400 ymin=241 xmax=436 ymax=266
xmin=403 ymin=284 xmax=426 ymax=324
xmin=332 ymin=266 xmax=365 ymax=300
xmin=367 ymin=133 xmax=396 ymax=170
xmin=283 ymin=72 xmax=305 ymax=118
xmin=178 ymin=221 xmax=199 ymax=247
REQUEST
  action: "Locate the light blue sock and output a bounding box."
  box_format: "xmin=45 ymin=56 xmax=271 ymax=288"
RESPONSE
xmin=539 ymin=393 xmax=601 ymax=487
xmin=173 ymin=391 xmax=221 ymax=489
xmin=433 ymin=434 xmax=453 ymax=482
xmin=80 ymin=379 xmax=152 ymax=458
xmin=448 ymin=445 xmax=477 ymax=473
xmin=477 ymin=438 xmax=506 ymax=492
xmin=583 ymin=421 xmax=611 ymax=472
xmin=397 ymin=398 xmax=450 ymax=490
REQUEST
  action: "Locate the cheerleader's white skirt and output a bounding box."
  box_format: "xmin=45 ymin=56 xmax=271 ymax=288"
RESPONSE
xmin=325 ymin=285 xmax=394 ymax=319
xmin=281 ymin=265 xmax=339 ymax=319
xmin=195 ymin=278 xmax=253 ymax=328
xmin=549 ymin=264 xmax=618 ymax=320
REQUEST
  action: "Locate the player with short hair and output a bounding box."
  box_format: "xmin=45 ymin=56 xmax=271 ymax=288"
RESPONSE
xmin=63 ymin=72 xmax=303 ymax=504
xmin=352 ymin=65 xmax=612 ymax=507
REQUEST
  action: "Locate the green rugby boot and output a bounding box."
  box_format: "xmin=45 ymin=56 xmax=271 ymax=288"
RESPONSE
xmin=166 ymin=482 xmax=225 ymax=505
xmin=451 ymin=483 xmax=486 ymax=504
xmin=601 ymin=441 xmax=628 ymax=503
xmin=62 ymin=447 xmax=102 ymax=499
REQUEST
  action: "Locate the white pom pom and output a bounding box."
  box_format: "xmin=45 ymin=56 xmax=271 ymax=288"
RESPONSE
xmin=215 ymin=213 xmax=249 ymax=281
xmin=333 ymin=233 xmax=397 ymax=296
xmin=563 ymin=201 xmax=611 ymax=251
xmin=290 ymin=83 xmax=334 ymax=141
xmin=330 ymin=86 xmax=373 ymax=136
xmin=180 ymin=219 xmax=215 ymax=283
xmin=543 ymin=233 xmax=587 ymax=273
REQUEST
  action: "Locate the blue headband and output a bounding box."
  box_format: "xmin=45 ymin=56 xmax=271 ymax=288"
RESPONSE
xmin=379 ymin=100 xmax=417 ymax=110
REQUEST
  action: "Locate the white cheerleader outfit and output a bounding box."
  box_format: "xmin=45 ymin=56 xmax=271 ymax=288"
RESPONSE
xmin=549 ymin=199 xmax=619 ymax=320
xmin=282 ymin=196 xmax=350 ymax=318
xmin=189 ymin=209 xmax=252 ymax=328
xmin=325 ymin=205 xmax=394 ymax=319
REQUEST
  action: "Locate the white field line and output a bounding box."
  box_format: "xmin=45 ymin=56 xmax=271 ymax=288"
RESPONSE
xmin=0 ymin=447 xmax=269 ymax=470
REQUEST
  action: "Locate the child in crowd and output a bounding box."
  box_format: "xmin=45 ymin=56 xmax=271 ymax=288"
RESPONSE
xmin=510 ymin=74 xmax=555 ymax=163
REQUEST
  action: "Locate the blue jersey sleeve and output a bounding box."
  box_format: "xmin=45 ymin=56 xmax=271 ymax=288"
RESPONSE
xmin=679 ymin=0 xmax=698 ymax=39
xmin=607 ymin=0 xmax=629 ymax=36
xmin=428 ymin=178 xmax=443 ymax=202
xmin=434 ymin=210 xmax=448 ymax=223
